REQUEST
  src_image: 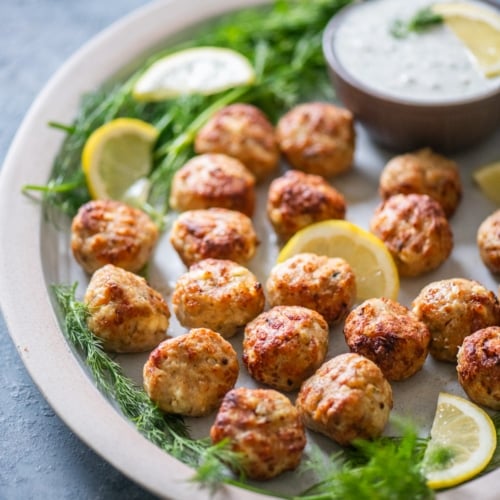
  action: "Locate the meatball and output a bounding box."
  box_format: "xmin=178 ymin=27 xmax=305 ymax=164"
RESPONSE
xmin=71 ymin=199 xmax=158 ymax=274
xmin=267 ymin=169 xmax=346 ymax=240
xmin=169 ymin=207 xmax=259 ymax=267
xmin=194 ymin=103 xmax=280 ymax=181
xmin=143 ymin=328 xmax=238 ymax=417
xmin=296 ymin=353 xmax=392 ymax=446
xmin=266 ymin=253 xmax=356 ymax=325
xmin=370 ymin=193 xmax=453 ymax=277
xmin=477 ymin=209 xmax=500 ymax=273
xmin=169 ymin=153 xmax=256 ymax=216
xmin=379 ymin=148 xmax=462 ymax=217
xmin=457 ymin=326 xmax=500 ymax=410
xmin=172 ymin=258 xmax=265 ymax=338
xmin=243 ymin=305 xmax=329 ymax=391
xmin=210 ymin=387 xmax=306 ymax=480
xmin=276 ymin=102 xmax=355 ymax=177
xmin=344 ymin=297 xmax=430 ymax=381
xmin=411 ymin=278 xmax=500 ymax=362
xmin=84 ymin=264 xmax=170 ymax=353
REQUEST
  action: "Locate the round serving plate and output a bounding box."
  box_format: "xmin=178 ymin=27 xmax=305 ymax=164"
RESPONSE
xmin=0 ymin=1 xmax=499 ymax=498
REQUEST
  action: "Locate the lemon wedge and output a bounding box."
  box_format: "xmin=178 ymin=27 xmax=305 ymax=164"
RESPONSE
xmin=473 ymin=160 xmax=500 ymax=204
xmin=432 ymin=2 xmax=500 ymax=77
xmin=422 ymin=392 xmax=497 ymax=490
xmin=277 ymin=220 xmax=399 ymax=302
xmin=82 ymin=118 xmax=158 ymax=201
xmin=132 ymin=47 xmax=256 ymax=101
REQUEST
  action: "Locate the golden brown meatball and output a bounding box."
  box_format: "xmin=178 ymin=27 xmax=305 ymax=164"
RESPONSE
xmin=276 ymin=102 xmax=355 ymax=177
xmin=210 ymin=387 xmax=306 ymax=480
xmin=379 ymin=148 xmax=462 ymax=217
xmin=84 ymin=264 xmax=170 ymax=353
xmin=370 ymin=193 xmax=453 ymax=277
xmin=169 ymin=153 xmax=256 ymax=216
xmin=266 ymin=253 xmax=356 ymax=325
xmin=172 ymin=258 xmax=265 ymax=338
xmin=457 ymin=326 xmax=500 ymax=410
xmin=296 ymin=353 xmax=392 ymax=446
xmin=71 ymin=199 xmax=158 ymax=274
xmin=194 ymin=103 xmax=280 ymax=181
xmin=344 ymin=297 xmax=430 ymax=381
xmin=411 ymin=278 xmax=500 ymax=363
xmin=267 ymin=169 xmax=347 ymax=240
xmin=169 ymin=207 xmax=259 ymax=267
xmin=477 ymin=209 xmax=500 ymax=273
xmin=143 ymin=328 xmax=238 ymax=417
xmin=243 ymin=305 xmax=329 ymax=391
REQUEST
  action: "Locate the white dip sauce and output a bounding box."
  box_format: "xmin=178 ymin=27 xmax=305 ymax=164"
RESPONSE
xmin=333 ymin=0 xmax=500 ymax=102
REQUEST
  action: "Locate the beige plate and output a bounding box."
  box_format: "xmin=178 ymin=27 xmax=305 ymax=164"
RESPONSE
xmin=0 ymin=0 xmax=499 ymax=498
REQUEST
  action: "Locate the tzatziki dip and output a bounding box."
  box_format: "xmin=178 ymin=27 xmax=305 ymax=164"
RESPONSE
xmin=333 ymin=0 xmax=500 ymax=103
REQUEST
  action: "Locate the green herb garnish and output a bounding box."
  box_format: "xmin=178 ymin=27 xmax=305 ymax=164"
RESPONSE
xmin=390 ymin=6 xmax=443 ymax=39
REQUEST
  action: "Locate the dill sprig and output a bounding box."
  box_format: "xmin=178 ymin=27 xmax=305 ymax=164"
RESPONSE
xmin=390 ymin=6 xmax=443 ymax=39
xmin=52 ymin=283 xmax=243 ymax=475
xmin=24 ymin=0 xmax=352 ymax=220
xmin=297 ymin=421 xmax=434 ymax=500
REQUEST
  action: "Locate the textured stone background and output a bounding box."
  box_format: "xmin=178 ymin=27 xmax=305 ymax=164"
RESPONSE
xmin=0 ymin=1 xmax=158 ymax=498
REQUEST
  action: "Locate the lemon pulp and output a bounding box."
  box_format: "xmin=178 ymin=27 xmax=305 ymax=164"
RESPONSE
xmin=132 ymin=47 xmax=256 ymax=101
xmin=432 ymin=2 xmax=500 ymax=77
xmin=82 ymin=117 xmax=158 ymax=202
xmin=422 ymin=392 xmax=497 ymax=490
xmin=473 ymin=160 xmax=500 ymax=204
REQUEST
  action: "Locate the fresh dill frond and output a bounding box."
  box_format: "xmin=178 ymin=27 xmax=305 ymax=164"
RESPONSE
xmin=390 ymin=6 xmax=443 ymax=39
xmin=298 ymin=422 xmax=433 ymax=500
xmin=51 ymin=282 xmax=242 ymax=478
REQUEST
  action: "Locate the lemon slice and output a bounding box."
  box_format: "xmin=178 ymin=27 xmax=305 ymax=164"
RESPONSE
xmin=277 ymin=220 xmax=399 ymax=301
xmin=132 ymin=47 xmax=256 ymax=101
xmin=432 ymin=2 xmax=500 ymax=77
xmin=422 ymin=392 xmax=497 ymax=490
xmin=473 ymin=160 xmax=500 ymax=204
xmin=82 ymin=118 xmax=158 ymax=201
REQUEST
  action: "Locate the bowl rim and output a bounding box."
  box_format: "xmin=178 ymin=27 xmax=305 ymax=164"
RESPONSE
xmin=322 ymin=0 xmax=500 ymax=110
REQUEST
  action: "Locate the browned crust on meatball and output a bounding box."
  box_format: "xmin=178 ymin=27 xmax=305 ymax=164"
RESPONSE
xmin=169 ymin=208 xmax=259 ymax=267
xmin=370 ymin=193 xmax=453 ymax=277
xmin=194 ymin=103 xmax=280 ymax=181
xmin=266 ymin=253 xmax=356 ymax=325
xmin=243 ymin=305 xmax=329 ymax=391
xmin=172 ymin=258 xmax=265 ymax=338
xmin=379 ymin=148 xmax=462 ymax=217
xmin=71 ymin=199 xmax=159 ymax=274
xmin=457 ymin=326 xmax=500 ymax=410
xmin=84 ymin=264 xmax=170 ymax=353
xmin=276 ymin=102 xmax=355 ymax=177
xmin=143 ymin=328 xmax=238 ymax=417
xmin=411 ymin=278 xmax=500 ymax=362
xmin=477 ymin=209 xmax=500 ymax=273
xmin=344 ymin=297 xmax=430 ymax=381
xmin=169 ymin=153 xmax=256 ymax=216
xmin=296 ymin=353 xmax=393 ymax=446
xmin=210 ymin=387 xmax=306 ymax=480
xmin=267 ymin=169 xmax=346 ymax=240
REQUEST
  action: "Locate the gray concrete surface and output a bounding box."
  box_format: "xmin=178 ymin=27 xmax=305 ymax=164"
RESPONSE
xmin=0 ymin=1 xmax=159 ymax=498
